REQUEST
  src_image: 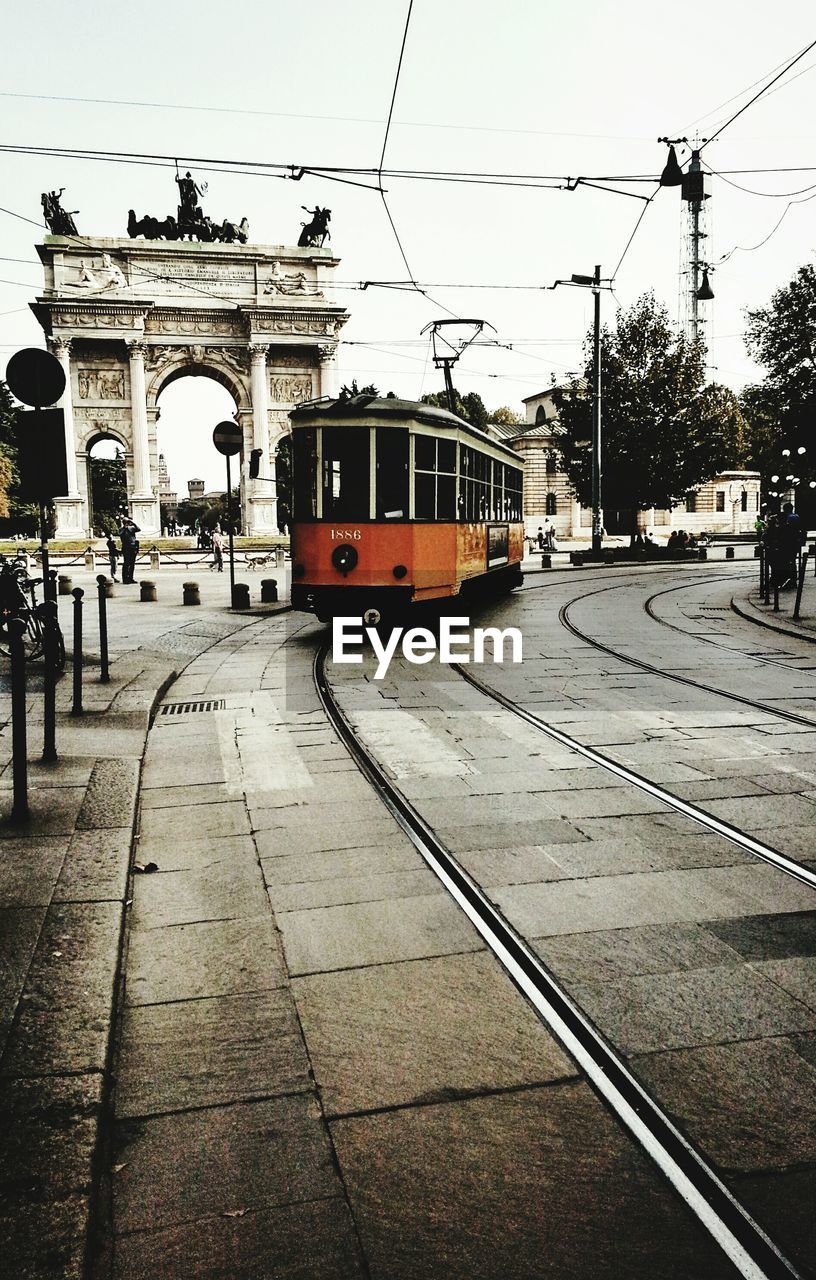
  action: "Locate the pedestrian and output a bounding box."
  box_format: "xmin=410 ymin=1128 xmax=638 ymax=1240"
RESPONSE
xmin=119 ymin=518 xmax=140 ymax=584
xmin=754 ymin=512 xmax=765 ymax=541
xmin=211 ymin=526 xmax=224 ymax=573
xmin=536 ymin=526 xmax=545 ymax=550
xmin=106 ymin=533 xmax=118 ymax=581
xmin=780 ymin=501 xmax=805 ymax=587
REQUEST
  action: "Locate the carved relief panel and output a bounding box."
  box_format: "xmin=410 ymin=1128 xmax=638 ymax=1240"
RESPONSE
xmin=269 ymin=374 xmax=313 ymax=402
xmin=77 ymin=369 xmax=126 ymax=400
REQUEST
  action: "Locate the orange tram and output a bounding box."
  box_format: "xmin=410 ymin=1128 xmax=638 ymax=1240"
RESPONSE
xmin=289 ymin=394 xmax=525 ymax=623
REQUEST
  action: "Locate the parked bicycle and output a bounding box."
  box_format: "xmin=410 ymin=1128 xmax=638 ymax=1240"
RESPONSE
xmin=0 ymin=555 xmax=66 ymax=670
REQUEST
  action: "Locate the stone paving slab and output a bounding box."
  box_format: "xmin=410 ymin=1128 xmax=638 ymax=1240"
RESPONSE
xmin=111 ymin=1196 xmax=365 ymax=1280
xmin=293 ymin=951 xmax=576 ymax=1116
xmin=129 ymin=857 xmax=270 ymax=930
xmin=329 ymin=1082 xmax=738 ymax=1280
xmin=112 ymin=1094 xmax=341 ymax=1235
xmin=633 ymin=1038 xmax=816 ymax=1170
xmin=570 ymin=962 xmax=816 ymax=1053
xmin=0 ymin=1073 xmax=103 ymax=1280
xmin=124 ymin=915 xmax=287 ymax=1005
xmin=278 ymin=892 xmax=485 ymax=976
xmin=0 ymin=837 xmax=67 ymax=906
xmin=54 ymin=828 xmax=132 ymax=902
xmin=705 ymin=909 xmax=816 ymax=958
xmin=535 ymin=921 xmax=743 ymax=986
xmin=115 ymin=989 xmax=310 ymax=1118
xmin=736 ymin=1168 xmax=816 ymax=1280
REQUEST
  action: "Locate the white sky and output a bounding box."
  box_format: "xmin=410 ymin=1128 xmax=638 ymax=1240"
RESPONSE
xmin=2 ymin=0 xmax=815 ymax=490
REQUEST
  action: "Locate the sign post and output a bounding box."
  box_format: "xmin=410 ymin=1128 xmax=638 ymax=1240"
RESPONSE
xmin=6 ymin=348 xmax=68 ymax=602
xmin=212 ymin=420 xmax=242 ymax=607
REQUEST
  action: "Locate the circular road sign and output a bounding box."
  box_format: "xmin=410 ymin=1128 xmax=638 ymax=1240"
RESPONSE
xmin=212 ymin=420 xmax=242 ymax=456
xmin=6 ymin=347 xmax=66 ymax=408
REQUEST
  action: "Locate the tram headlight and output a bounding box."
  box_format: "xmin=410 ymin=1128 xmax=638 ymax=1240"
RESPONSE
xmin=392 ymin=564 xmax=408 ymax=579
xmin=331 ymin=545 xmax=358 ymax=575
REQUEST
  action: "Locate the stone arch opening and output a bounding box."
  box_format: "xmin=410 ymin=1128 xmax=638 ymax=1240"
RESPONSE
xmin=155 ymin=371 xmax=240 ymax=533
xmin=87 ymin=434 xmax=128 ymax=536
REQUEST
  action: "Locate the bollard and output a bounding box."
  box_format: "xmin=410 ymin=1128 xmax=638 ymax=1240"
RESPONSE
xmin=47 ymin=568 xmax=58 ymax=605
xmin=58 ymin=574 xmax=72 ymax=596
xmin=38 ymin=600 xmax=59 ymax=760
xmin=569 ymin=551 xmax=583 ymax=566
xmin=540 ymin=554 xmax=551 ymax=570
xmin=758 ymin=547 xmax=765 ymax=597
xmin=698 ymin=547 xmax=707 ymax=561
xmin=183 ymin=581 xmax=200 ymax=606
xmin=725 ymin=546 xmax=735 ymax=560
xmin=793 ymin=552 xmax=809 ymax=621
xmin=96 ymin=575 xmax=110 ymax=684
xmin=140 ymin=580 xmax=157 ymax=603
xmin=773 ymin=579 xmax=780 ymax=612
xmin=232 ymin=582 xmax=250 ymax=609
xmin=84 ymin=548 xmax=96 ymax=570
xmin=71 ymin=587 xmax=84 ymax=716
xmin=753 ymin=545 xmax=762 ymax=558
xmin=260 ymin=578 xmax=278 ymax=603
xmin=603 ymin=549 xmax=615 ymax=565
xmin=8 ymin=617 xmax=29 ymax=823
xmin=149 ymin=548 xmax=161 ymax=571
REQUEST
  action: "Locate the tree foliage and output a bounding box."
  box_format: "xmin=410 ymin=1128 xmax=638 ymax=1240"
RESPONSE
xmin=89 ymin=452 xmax=128 ymax=534
xmin=745 ymin=264 xmax=816 ymax=422
xmin=488 ymin=406 xmax=524 ymax=427
xmin=552 ymin=294 xmax=745 ymax=524
xmin=420 ymin=389 xmax=489 ymax=429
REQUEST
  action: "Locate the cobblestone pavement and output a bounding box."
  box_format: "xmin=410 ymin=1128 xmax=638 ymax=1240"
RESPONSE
xmin=2 ymin=555 xmax=815 ymax=1278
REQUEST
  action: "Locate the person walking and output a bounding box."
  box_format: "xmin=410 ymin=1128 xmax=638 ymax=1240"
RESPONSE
xmin=211 ymin=526 xmax=224 ymax=573
xmin=106 ymin=534 xmax=119 ymax=581
xmin=119 ymin=518 xmax=140 ymax=584
xmin=780 ymin=501 xmax=805 ymax=587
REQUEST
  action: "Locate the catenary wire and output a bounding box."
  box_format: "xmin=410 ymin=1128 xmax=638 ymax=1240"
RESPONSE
xmin=700 ymin=37 xmax=816 ymax=150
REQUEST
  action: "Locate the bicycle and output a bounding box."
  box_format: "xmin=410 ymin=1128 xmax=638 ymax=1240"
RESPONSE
xmin=0 ymin=556 xmax=66 ymax=671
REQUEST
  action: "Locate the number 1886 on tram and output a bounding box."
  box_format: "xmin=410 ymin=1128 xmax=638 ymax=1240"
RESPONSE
xmin=289 ymin=395 xmax=525 ymax=623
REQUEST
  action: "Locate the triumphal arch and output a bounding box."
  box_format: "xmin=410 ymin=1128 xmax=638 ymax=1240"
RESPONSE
xmin=31 ymin=229 xmax=349 ymax=537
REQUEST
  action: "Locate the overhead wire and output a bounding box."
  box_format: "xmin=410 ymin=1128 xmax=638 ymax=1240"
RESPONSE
xmin=700 ymin=37 xmax=816 ymax=150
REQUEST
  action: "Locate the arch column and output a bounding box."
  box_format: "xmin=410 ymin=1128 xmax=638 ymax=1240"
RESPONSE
xmin=47 ymin=336 xmax=86 ymax=538
xmin=127 ymin=340 xmax=160 ymax=532
xmin=318 ymin=343 xmax=339 ymax=399
xmin=248 ymin=342 xmax=278 ymax=535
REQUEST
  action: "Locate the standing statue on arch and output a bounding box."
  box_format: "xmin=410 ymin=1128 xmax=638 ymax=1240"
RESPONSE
xmin=298 ymin=206 xmax=331 ymax=247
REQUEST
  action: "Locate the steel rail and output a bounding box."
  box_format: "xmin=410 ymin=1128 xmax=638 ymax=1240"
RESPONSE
xmin=642 ymin=581 xmax=816 ymax=671
xmin=315 ymin=639 xmax=803 ymax=1280
xmin=557 ymin=592 xmax=816 ymax=731
xmin=455 ymin=661 xmax=816 ymax=891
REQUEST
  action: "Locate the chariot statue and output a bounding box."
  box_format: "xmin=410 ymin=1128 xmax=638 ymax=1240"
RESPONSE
xmin=41 ymin=189 xmax=79 ymax=236
xmin=298 ymin=206 xmax=331 ymax=247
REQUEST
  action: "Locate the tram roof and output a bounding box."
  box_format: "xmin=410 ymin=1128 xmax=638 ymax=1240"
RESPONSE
xmin=290 ymin=395 xmax=523 ymax=463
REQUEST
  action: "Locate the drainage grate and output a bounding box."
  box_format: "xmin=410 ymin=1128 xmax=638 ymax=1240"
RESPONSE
xmin=160 ymin=699 xmax=226 ymax=716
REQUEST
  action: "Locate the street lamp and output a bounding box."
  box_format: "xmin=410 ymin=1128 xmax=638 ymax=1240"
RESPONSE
xmin=548 ymin=265 xmax=611 ymax=556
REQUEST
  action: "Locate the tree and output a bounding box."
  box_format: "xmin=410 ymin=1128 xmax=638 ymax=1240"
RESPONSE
xmin=552 ymin=294 xmax=746 ymax=536
xmin=488 ymin=406 xmax=524 ymax=428
xmin=0 ymin=380 xmax=39 ymax=535
xmin=745 ymin=264 xmax=816 ymax=425
xmin=420 ymin=388 xmax=489 ymax=428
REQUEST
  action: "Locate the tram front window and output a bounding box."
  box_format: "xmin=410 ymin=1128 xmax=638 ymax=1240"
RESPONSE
xmin=321 ymin=426 xmax=370 ymax=521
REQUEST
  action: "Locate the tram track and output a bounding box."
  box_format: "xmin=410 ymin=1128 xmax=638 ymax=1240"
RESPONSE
xmin=314 ymin=636 xmax=805 ymax=1280
xmin=527 ymin=576 xmax=816 ymax=731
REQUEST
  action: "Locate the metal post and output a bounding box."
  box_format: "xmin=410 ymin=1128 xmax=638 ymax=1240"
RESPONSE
xmin=758 ymin=546 xmax=764 ymax=598
xmin=71 ymin=587 xmax=84 ymax=716
xmin=793 ymin=552 xmax=808 ymax=621
xmin=226 ymin=452 xmax=236 ymax=607
xmin=96 ymin=574 xmax=110 ymax=683
xmin=763 ymin=550 xmax=771 ymax=605
xmin=39 ymin=499 xmax=53 ymax=601
xmin=38 ymin=600 xmax=58 ymax=762
xmin=9 ymin=618 xmax=29 ymax=823
xmin=591 ymin=264 xmax=603 ymax=558
xmin=48 ymin=568 xmax=58 ymax=604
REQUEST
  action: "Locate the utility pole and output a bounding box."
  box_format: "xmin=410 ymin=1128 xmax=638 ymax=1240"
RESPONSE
xmin=591 ymin=265 xmax=602 ymax=557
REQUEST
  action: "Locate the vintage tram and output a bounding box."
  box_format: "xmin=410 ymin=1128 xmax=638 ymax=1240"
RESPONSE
xmin=289 ymin=394 xmax=525 ymax=622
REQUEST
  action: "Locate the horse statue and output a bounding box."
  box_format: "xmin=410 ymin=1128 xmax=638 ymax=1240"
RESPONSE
xmin=216 ymin=216 xmax=250 ymax=244
xmin=298 ymin=206 xmax=331 ymax=247
xmin=127 ymin=210 xmax=179 ymax=240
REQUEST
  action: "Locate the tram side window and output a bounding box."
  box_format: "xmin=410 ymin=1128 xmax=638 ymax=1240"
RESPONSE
xmin=506 ymin=467 xmax=523 ymax=520
xmin=376 ymin=428 xmax=408 ymax=519
xmin=292 ymin=427 xmax=317 ymax=520
xmin=413 ymin=434 xmax=457 ymax=520
xmin=321 ymin=426 xmax=370 ymax=521
xmin=459 ymin=446 xmax=490 ymax=521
